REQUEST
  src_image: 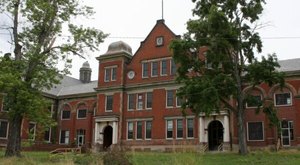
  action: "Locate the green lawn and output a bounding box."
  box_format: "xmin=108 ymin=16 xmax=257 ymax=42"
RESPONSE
xmin=0 ymin=150 xmax=300 ymax=165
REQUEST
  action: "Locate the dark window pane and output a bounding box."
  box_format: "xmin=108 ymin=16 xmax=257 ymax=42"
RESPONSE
xmin=142 ymin=63 xmax=149 ymax=77
xmin=106 ymin=95 xmax=113 ymax=111
xmin=146 ymin=121 xmax=152 ymax=139
xmin=128 ymin=94 xmax=135 ymax=110
xmin=62 ymin=110 xmax=71 ymax=119
xmin=275 ymin=93 xmax=291 ymax=105
xmin=44 ymin=127 xmax=50 ymax=142
xmin=105 ymin=68 xmax=110 ymax=82
xmin=152 ymin=62 xmax=158 ymax=76
xmin=111 ymin=68 xmax=117 ymax=81
xmin=248 ymin=122 xmax=263 ymax=141
xmin=167 ymin=90 xmax=174 ymax=107
xmin=170 ymin=59 xmax=176 ymax=75
xmin=77 ymin=109 xmax=87 ymax=118
xmin=187 ymin=119 xmax=194 ymax=138
xmin=167 ymin=120 xmax=173 ymax=138
xmin=146 ymin=92 xmax=152 ymax=109
xmin=127 ymin=122 xmax=133 ymax=139
xmin=177 ymin=119 xmax=183 ymax=138
xmin=0 ymin=121 xmax=8 ymax=138
xmin=161 ymin=60 xmax=167 ymax=75
xmin=137 ymin=121 xmax=143 ymax=139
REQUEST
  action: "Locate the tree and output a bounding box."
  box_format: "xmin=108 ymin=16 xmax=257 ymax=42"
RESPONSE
xmin=0 ymin=0 xmax=107 ymax=157
xmin=170 ymin=0 xmax=284 ymax=155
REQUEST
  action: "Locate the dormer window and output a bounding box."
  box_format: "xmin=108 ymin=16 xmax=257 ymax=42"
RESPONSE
xmin=156 ymin=36 xmax=164 ymax=46
xmin=104 ymin=66 xmax=117 ymax=82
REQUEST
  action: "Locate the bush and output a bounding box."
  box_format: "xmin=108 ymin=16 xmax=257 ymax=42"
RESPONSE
xmin=103 ymin=149 xmax=131 ymax=165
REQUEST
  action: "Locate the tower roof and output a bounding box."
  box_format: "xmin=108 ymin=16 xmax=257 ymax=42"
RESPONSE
xmin=105 ymin=41 xmax=132 ymax=56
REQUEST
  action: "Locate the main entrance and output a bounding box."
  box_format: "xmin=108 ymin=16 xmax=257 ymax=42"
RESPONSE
xmin=103 ymin=126 xmax=113 ymax=150
xmin=208 ymin=120 xmax=223 ymax=151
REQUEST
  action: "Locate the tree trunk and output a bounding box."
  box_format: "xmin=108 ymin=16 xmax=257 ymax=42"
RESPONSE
xmin=5 ymin=115 xmax=23 ymax=157
xmin=237 ymin=108 xmax=247 ymax=155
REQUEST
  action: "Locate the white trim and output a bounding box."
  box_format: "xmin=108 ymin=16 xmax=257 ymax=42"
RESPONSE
xmin=160 ymin=59 xmax=167 ymax=76
xmin=104 ymin=68 xmax=110 ymax=82
xmin=105 ymin=95 xmax=113 ymax=112
xmin=145 ymin=120 xmax=152 ymax=140
xmin=247 ymin=121 xmax=264 ymax=141
xmin=176 ymin=119 xmax=183 ymax=139
xmin=0 ymin=119 xmax=9 ymax=139
xmin=136 ymin=121 xmax=143 ymax=140
xmin=141 ymin=57 xmax=172 ymax=63
xmin=166 ymin=120 xmax=173 ymax=139
xmin=127 ymin=121 xmax=134 ymax=140
xmin=142 ymin=62 xmax=149 ymax=78
xmin=126 ymin=118 xmax=153 ymax=122
xmin=59 ymin=130 xmax=70 ymax=145
xmin=151 ymin=61 xmax=158 ymax=77
xmin=77 ymin=109 xmax=87 ymax=119
xmin=274 ymin=92 xmax=292 ymax=107
xmin=104 ymin=65 xmax=118 ymax=69
xmin=186 ymin=118 xmax=194 ymax=139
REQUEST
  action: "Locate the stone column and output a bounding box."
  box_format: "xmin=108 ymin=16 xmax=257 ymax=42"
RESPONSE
xmin=199 ymin=116 xmax=205 ymax=143
xmin=112 ymin=121 xmax=118 ymax=144
xmin=223 ymin=115 xmax=230 ymax=142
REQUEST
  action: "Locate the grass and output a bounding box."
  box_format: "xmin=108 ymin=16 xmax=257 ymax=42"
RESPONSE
xmin=0 ymin=149 xmax=299 ymax=165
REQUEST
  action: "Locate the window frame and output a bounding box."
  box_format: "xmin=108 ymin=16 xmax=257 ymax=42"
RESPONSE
xmin=186 ymin=118 xmax=194 ymax=139
xmin=170 ymin=59 xmax=176 ymax=75
xmin=160 ymin=59 xmax=167 ymax=76
xmin=166 ymin=90 xmax=174 ymax=108
xmin=44 ymin=127 xmax=51 ymax=143
xmin=146 ymin=92 xmax=153 ymax=109
xmin=111 ymin=67 xmax=117 ymax=81
xmin=77 ymin=109 xmax=87 ymax=119
xmin=136 ymin=93 xmax=144 ymax=110
xmin=247 ymin=121 xmax=264 ymax=141
xmin=28 ymin=122 xmax=36 ymax=141
xmin=105 ymin=95 xmax=113 ymax=112
xmin=166 ymin=120 xmax=173 ymax=139
xmin=176 ymin=119 xmax=183 ymax=139
xmin=145 ymin=121 xmax=152 ymax=140
xmin=274 ymin=92 xmax=292 ymax=106
xmin=0 ymin=120 xmax=9 ymax=139
xmin=61 ymin=110 xmax=71 ymax=120
xmin=142 ymin=62 xmax=149 ymax=78
xmin=151 ymin=61 xmax=158 ymax=77
xmin=104 ymin=68 xmax=111 ymax=82
xmin=59 ymin=130 xmax=70 ymax=144
xmin=136 ymin=121 xmax=143 ymax=140
xmin=127 ymin=122 xmax=134 ymax=140
xmin=128 ymin=94 xmax=135 ymax=111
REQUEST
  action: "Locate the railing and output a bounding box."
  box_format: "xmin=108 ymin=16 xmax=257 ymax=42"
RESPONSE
xmin=200 ymin=143 xmax=208 ymax=152
xmin=218 ymin=142 xmax=223 ymax=151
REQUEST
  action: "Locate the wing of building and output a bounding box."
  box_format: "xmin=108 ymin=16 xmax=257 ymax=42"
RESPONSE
xmin=1 ymin=20 xmax=300 ymax=151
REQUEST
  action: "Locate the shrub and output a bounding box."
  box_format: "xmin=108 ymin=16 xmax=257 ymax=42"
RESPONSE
xmin=103 ymin=149 xmax=132 ymax=165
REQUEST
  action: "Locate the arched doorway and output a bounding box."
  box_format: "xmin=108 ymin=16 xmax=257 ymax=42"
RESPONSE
xmin=208 ymin=120 xmax=223 ymax=151
xmin=103 ymin=125 xmax=113 ymax=150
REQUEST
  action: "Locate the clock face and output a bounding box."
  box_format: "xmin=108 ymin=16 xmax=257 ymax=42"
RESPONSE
xmin=127 ymin=71 xmax=135 ymax=79
xmin=156 ymin=36 xmax=164 ymax=46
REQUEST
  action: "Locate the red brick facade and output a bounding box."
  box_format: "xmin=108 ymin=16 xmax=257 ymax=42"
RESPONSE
xmin=0 ymin=20 xmax=300 ymax=151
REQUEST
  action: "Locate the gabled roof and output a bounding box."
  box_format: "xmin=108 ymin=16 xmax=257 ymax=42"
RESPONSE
xmin=278 ymin=58 xmax=300 ymax=72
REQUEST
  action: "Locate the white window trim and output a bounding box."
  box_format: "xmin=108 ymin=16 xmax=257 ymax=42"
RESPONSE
xmin=44 ymin=127 xmax=51 ymax=143
xmin=105 ymin=95 xmax=113 ymax=112
xmin=59 ymin=130 xmax=70 ymax=145
xmin=145 ymin=92 xmax=152 ymax=110
xmin=166 ymin=90 xmax=174 ymax=108
xmin=127 ymin=122 xmax=134 ymax=140
xmin=104 ymin=68 xmax=110 ymax=82
xmin=29 ymin=122 xmax=36 ymax=141
xmin=186 ymin=118 xmax=194 ymax=139
xmin=176 ymin=95 xmax=182 ymax=108
xmin=247 ymin=121 xmax=264 ymax=141
xmin=151 ymin=61 xmax=158 ymax=77
xmin=0 ymin=120 xmax=9 ymax=139
xmin=61 ymin=110 xmax=71 ymax=120
xmin=274 ymin=92 xmax=292 ymax=107
xmin=160 ymin=60 xmax=167 ymax=76
xmin=176 ymin=119 xmax=183 ymax=139
xmin=166 ymin=120 xmax=173 ymax=139
xmin=145 ymin=121 xmax=152 ymax=140
xmin=246 ymin=94 xmax=263 ymax=108
xmin=77 ymin=109 xmax=87 ymax=119
xmin=111 ymin=67 xmax=117 ymax=81
xmin=281 ymin=120 xmax=294 ymax=146
xmin=142 ymin=62 xmax=149 ymax=78
xmin=136 ymin=93 xmax=143 ymax=110
xmin=136 ymin=121 xmax=143 ymax=140
xmin=127 ymin=94 xmax=135 ymax=111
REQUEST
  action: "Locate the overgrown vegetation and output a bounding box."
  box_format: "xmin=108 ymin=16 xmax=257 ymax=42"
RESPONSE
xmin=0 ymin=150 xmax=299 ymax=165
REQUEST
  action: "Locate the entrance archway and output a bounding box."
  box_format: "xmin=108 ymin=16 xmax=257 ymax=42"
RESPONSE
xmin=208 ymin=120 xmax=223 ymax=151
xmin=103 ymin=125 xmax=113 ymax=150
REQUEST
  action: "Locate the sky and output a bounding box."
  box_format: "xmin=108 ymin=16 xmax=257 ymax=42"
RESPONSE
xmin=1 ymin=0 xmax=300 ymax=80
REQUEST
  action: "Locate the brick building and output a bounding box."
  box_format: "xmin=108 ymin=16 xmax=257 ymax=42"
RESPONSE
xmin=0 ymin=19 xmax=300 ymax=151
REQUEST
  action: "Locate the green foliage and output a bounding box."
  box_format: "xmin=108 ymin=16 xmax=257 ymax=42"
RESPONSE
xmin=0 ymin=0 xmax=107 ymax=156
xmin=170 ymin=0 xmax=285 ymax=154
xmin=103 ymin=149 xmax=132 ymax=165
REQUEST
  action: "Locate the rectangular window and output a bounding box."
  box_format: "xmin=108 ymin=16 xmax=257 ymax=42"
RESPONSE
xmin=246 ymin=95 xmax=262 ymax=108
xmin=60 ymin=130 xmax=70 ymax=144
xmin=170 ymin=59 xmax=176 ymax=75
xmin=127 ymin=122 xmax=133 ymax=140
xmin=137 ymin=94 xmax=143 ymax=110
xmin=142 ymin=63 xmax=149 ymax=78
xmin=104 ymin=68 xmax=110 ymax=82
xmin=166 ymin=120 xmax=173 ymax=139
xmin=187 ymin=118 xmax=194 ymax=138
xmin=29 ymin=123 xmax=36 ymax=140
xmin=136 ymin=121 xmax=143 ymax=139
xmin=128 ymin=94 xmax=135 ymax=110
xmin=44 ymin=127 xmax=51 ymax=142
xmin=77 ymin=109 xmax=87 ymax=119
xmin=111 ymin=67 xmax=117 ymax=81
xmin=176 ymin=96 xmax=183 ymax=107
xmin=281 ymin=120 xmax=294 ymax=146
xmin=247 ymin=122 xmax=264 ymax=141
xmin=0 ymin=120 xmax=8 ymax=139
xmin=151 ymin=61 xmax=158 ymax=77
xmin=176 ymin=119 xmax=183 ymax=138
xmin=62 ymin=110 xmax=71 ymax=119
xmin=275 ymin=93 xmax=291 ymax=106
xmin=146 ymin=92 xmax=152 ymax=109
xmin=161 ymin=60 xmax=167 ymax=75
xmin=76 ymin=129 xmax=86 ymax=146
xmin=166 ymin=90 xmax=174 ymax=107
xmin=106 ymin=95 xmax=113 ymax=111
xmin=145 ymin=121 xmax=152 ymax=139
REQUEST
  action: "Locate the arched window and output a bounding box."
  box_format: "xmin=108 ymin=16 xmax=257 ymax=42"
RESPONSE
xmin=77 ymin=103 xmax=87 ymax=119
xmin=274 ymin=87 xmax=292 ymax=106
xmin=61 ymin=104 xmax=71 ymax=120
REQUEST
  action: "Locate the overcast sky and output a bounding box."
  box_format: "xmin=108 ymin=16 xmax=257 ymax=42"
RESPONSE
xmin=1 ymin=0 xmax=300 ymax=80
